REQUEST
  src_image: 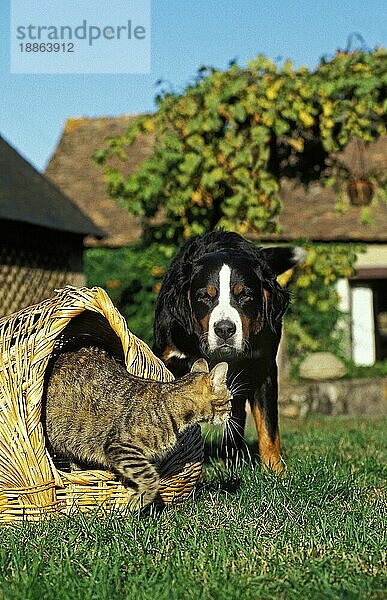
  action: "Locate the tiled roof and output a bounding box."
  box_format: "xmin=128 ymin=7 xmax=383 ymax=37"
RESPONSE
xmin=0 ymin=134 xmax=103 ymax=237
xmin=261 ymin=136 xmax=387 ymax=242
xmin=45 ymin=115 xmax=154 ymax=247
xmin=45 ymin=116 xmax=387 ymax=245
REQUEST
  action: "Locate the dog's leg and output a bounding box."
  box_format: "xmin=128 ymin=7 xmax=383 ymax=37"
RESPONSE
xmin=251 ymin=373 xmax=284 ymax=474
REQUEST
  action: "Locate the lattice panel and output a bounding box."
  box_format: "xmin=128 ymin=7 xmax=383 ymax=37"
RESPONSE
xmin=0 ymin=245 xmax=84 ymax=318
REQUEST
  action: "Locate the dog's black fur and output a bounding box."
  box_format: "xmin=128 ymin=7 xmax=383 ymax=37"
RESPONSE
xmin=153 ymin=231 xmax=305 ymax=470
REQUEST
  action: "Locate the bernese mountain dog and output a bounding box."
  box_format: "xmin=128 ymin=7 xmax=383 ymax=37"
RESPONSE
xmin=153 ymin=231 xmax=306 ymax=472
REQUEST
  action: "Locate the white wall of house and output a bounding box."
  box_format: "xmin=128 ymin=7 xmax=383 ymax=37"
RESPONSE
xmin=336 ymin=245 xmax=387 ymax=366
xmin=336 ymin=278 xmax=350 ymax=312
xmin=351 ymin=286 xmax=376 ymax=366
xmin=337 ymin=279 xmax=376 ymax=366
xmin=356 ymin=245 xmax=387 ymax=268
xmin=336 ymin=278 xmax=351 ymax=357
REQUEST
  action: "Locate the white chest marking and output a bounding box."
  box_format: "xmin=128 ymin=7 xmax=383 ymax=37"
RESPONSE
xmin=208 ymin=264 xmax=243 ymax=351
xmin=165 ymin=348 xmax=187 ymax=360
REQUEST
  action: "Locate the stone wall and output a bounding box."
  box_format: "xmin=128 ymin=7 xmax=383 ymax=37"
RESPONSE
xmin=279 ymin=378 xmax=387 ymax=418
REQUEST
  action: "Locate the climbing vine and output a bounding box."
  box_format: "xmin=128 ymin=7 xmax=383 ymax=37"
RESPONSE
xmin=89 ymin=47 xmax=386 ymax=372
xmin=95 ymin=47 xmax=386 ymax=243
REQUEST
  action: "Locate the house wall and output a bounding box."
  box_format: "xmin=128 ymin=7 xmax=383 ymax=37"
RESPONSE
xmin=336 ymin=244 xmax=387 ymax=366
xmin=351 ymin=287 xmax=375 ymax=365
xmin=356 ymin=244 xmax=387 ymax=268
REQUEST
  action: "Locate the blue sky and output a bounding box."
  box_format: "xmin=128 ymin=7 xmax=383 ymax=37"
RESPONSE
xmin=0 ymin=0 xmax=386 ymax=171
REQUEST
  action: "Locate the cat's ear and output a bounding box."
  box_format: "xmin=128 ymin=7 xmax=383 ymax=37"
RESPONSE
xmin=191 ymin=359 xmax=209 ymax=373
xmin=209 ymin=362 xmax=228 ymax=390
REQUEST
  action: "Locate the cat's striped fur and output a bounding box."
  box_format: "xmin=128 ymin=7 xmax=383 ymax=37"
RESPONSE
xmin=45 ymin=347 xmax=231 ymax=509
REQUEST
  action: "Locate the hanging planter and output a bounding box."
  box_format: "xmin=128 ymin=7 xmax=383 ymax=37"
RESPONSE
xmin=329 ymin=137 xmax=386 ymax=211
xmin=346 ymin=180 xmax=374 ymax=206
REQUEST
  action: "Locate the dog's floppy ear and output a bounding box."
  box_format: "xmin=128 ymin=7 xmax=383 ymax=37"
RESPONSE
xmin=260 ymin=246 xmax=307 ymax=276
xmin=159 ymin=260 xmax=194 ymax=335
xmin=261 ymin=279 xmax=290 ymax=331
xmin=252 ymin=247 xmax=301 ymax=331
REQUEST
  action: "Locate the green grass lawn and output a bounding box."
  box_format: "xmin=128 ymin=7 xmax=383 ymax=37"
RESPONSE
xmin=1 ymin=417 xmax=385 ymax=600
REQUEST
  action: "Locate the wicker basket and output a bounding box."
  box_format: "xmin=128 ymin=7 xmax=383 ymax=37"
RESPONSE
xmin=0 ymin=286 xmax=203 ymax=522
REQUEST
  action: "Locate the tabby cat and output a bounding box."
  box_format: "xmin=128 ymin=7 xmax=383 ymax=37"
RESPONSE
xmin=45 ymin=347 xmax=231 ymax=508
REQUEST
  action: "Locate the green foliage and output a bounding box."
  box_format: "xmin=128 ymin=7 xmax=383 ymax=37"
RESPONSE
xmin=1 ymin=417 xmax=385 ymax=599
xmin=91 ymin=48 xmax=385 ymax=373
xmin=342 ymin=360 xmax=387 ymax=379
xmin=285 ymin=243 xmax=363 ymax=370
xmin=95 ymin=48 xmax=386 ymax=244
xmin=315 ymin=49 xmax=386 ymax=149
xmin=85 ymin=244 xmax=176 ymax=346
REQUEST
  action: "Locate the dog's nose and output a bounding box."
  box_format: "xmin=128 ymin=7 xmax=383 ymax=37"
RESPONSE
xmin=214 ymin=319 xmax=236 ymax=340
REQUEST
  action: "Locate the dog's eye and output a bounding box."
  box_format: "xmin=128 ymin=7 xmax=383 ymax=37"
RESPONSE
xmin=196 ymin=288 xmax=216 ymax=302
xmin=238 ymin=291 xmax=254 ymax=304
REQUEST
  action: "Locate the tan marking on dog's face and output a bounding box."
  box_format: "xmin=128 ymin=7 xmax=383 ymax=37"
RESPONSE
xmin=255 ymin=288 xmax=270 ymax=332
xmin=206 ymin=284 xmax=217 ymax=298
xmin=233 ymin=282 xmax=245 ymax=296
xmin=199 ymin=314 xmax=210 ymax=334
xmin=249 ymin=290 xmax=268 ymax=335
xmin=192 ymin=312 xmax=210 ymax=337
xmin=240 ymin=314 xmax=252 ymax=339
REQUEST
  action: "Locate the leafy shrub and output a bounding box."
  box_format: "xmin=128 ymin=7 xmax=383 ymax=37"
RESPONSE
xmin=85 ymin=244 xmax=176 ymax=346
xmin=285 ymin=243 xmax=363 ymax=371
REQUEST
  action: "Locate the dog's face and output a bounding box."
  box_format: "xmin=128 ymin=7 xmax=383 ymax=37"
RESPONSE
xmin=188 ymin=251 xmax=283 ymax=358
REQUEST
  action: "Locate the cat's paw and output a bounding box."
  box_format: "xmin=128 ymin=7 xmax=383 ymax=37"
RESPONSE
xmin=127 ymin=479 xmax=159 ymax=510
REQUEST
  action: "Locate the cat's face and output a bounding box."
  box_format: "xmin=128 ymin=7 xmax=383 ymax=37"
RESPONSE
xmin=189 ymin=359 xmax=232 ymax=425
